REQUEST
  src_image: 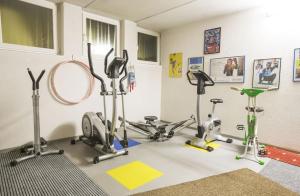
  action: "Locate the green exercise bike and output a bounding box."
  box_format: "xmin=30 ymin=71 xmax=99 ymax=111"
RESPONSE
xmin=231 ymin=87 xmax=272 ymax=165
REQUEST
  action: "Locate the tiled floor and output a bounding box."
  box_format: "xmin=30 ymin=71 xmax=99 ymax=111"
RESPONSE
xmin=54 ymin=128 xmax=270 ymax=196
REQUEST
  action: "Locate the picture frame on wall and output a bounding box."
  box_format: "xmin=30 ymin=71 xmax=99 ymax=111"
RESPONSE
xmin=252 ymin=58 xmax=281 ymax=89
xmin=169 ymin=52 xmax=183 ymax=78
xmin=204 ymin=27 xmax=221 ymax=54
xmin=293 ymin=48 xmax=300 ymax=81
xmin=209 ymin=56 xmax=245 ymax=83
xmin=188 ymin=57 xmax=204 ymax=71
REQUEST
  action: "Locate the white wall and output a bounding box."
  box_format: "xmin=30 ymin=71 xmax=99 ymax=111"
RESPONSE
xmin=121 ymin=20 xmax=162 ymax=122
xmin=0 ymin=3 xmax=162 ymax=150
xmin=161 ymin=6 xmax=300 ymax=152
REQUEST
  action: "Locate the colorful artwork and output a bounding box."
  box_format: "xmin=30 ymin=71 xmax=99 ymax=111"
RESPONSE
xmin=252 ymin=58 xmax=281 ymax=89
xmin=127 ymin=65 xmax=136 ymax=92
xmin=188 ymin=57 xmax=204 ymax=72
xmin=293 ymin=48 xmax=300 ymax=81
xmin=204 ymin=27 xmax=221 ymax=54
xmin=210 ymin=56 xmax=245 ymax=83
xmin=169 ymin=53 xmax=182 ymax=78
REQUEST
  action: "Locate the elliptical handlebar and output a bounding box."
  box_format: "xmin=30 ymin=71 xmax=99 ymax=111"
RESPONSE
xmin=187 ymin=70 xmax=215 ymax=87
xmin=87 ymin=43 xmax=129 ymax=93
xmin=87 ymin=43 xmax=107 ymax=93
xmin=119 ymin=50 xmax=129 ymax=93
xmin=104 ymin=48 xmax=114 ymax=75
xmin=120 ymin=50 xmax=128 ymax=75
xmin=27 ymin=68 xmax=45 ymax=90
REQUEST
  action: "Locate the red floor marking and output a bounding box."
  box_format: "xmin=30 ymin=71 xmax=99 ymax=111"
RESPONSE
xmin=266 ymin=146 xmax=300 ymax=167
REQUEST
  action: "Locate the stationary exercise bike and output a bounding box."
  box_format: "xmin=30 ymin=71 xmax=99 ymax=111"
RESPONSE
xmin=231 ymin=87 xmax=271 ymax=165
xmin=203 ymin=99 xmax=233 ymax=144
xmin=120 ymin=115 xmax=196 ymax=141
xmin=10 ymin=69 xmax=64 ymax=166
xmin=71 ymin=43 xmax=129 ymax=164
xmin=185 ymin=70 xmax=232 ymax=151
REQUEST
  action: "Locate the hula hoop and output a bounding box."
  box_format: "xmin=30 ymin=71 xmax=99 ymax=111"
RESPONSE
xmin=48 ymin=60 xmax=95 ymax=105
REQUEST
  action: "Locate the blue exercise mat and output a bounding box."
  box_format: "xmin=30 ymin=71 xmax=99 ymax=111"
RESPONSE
xmin=113 ymin=139 xmax=140 ymax=150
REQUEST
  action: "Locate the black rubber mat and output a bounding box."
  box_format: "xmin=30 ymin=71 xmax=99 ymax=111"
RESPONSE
xmin=0 ymin=146 xmax=108 ymax=196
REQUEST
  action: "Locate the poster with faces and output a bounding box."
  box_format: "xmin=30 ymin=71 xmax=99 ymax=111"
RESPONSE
xmin=252 ymin=58 xmax=281 ymax=89
xmin=210 ymin=56 xmax=245 ymax=83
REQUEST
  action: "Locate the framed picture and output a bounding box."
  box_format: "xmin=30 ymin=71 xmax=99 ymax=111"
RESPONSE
xmin=252 ymin=58 xmax=281 ymax=89
xmin=169 ymin=53 xmax=182 ymax=78
xmin=209 ymin=56 xmax=245 ymax=83
xmin=204 ymin=27 xmax=221 ymax=54
xmin=293 ymin=48 xmax=300 ymax=81
xmin=188 ymin=57 xmax=204 ymax=71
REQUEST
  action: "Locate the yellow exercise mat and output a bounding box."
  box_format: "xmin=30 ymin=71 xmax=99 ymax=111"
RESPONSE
xmin=106 ymin=161 xmax=163 ymax=190
xmin=186 ymin=140 xmax=220 ymax=152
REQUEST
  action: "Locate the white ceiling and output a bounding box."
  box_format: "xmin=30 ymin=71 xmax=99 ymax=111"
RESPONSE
xmin=50 ymin=0 xmax=264 ymax=32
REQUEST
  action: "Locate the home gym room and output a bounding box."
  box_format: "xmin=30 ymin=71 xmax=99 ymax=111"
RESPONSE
xmin=0 ymin=0 xmax=300 ymax=195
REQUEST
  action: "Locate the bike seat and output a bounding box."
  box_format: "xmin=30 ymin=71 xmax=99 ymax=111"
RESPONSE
xmin=236 ymin=124 xmax=245 ymax=130
xmin=245 ymin=107 xmax=264 ymax=113
xmin=144 ymin=116 xmax=158 ymax=121
xmin=213 ymin=120 xmax=221 ymax=127
xmin=157 ymin=123 xmax=168 ymax=130
xmin=210 ymin=98 xmax=223 ymax=104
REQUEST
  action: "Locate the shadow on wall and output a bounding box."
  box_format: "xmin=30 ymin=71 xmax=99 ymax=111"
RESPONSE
xmin=48 ymin=123 xmax=77 ymax=140
xmin=0 ymin=110 xmax=31 ymax=131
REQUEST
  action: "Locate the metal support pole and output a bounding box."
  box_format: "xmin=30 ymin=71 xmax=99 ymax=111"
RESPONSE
xmin=121 ymin=94 xmax=128 ymax=146
xmin=196 ymin=94 xmax=201 ymax=127
xmin=211 ymin=103 xmax=216 ymax=117
xmin=33 ymin=91 xmax=41 ymax=154
xmin=111 ymin=79 xmax=117 ymax=138
xmin=102 ymin=94 xmax=110 ymax=147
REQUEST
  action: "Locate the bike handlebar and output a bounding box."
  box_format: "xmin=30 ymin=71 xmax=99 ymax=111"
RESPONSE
xmin=230 ymin=87 xmax=244 ymax=95
xmin=265 ymin=87 xmax=277 ymax=91
xmin=187 ymin=70 xmax=215 ymax=87
xmin=230 ymin=87 xmax=241 ymax=91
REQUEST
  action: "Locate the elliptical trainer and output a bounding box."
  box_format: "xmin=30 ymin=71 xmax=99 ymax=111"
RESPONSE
xmin=71 ymin=43 xmax=129 ymax=164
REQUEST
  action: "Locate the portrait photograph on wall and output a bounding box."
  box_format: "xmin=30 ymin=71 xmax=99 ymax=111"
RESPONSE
xmin=252 ymin=58 xmax=281 ymax=89
xmin=169 ymin=53 xmax=183 ymax=78
xmin=293 ymin=48 xmax=300 ymax=81
xmin=204 ymin=27 xmax=221 ymax=54
xmin=188 ymin=57 xmax=204 ymax=71
xmin=209 ymin=56 xmax=245 ymax=83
